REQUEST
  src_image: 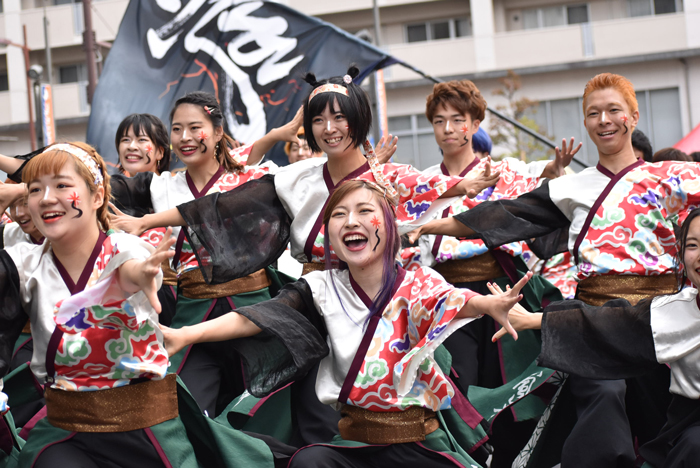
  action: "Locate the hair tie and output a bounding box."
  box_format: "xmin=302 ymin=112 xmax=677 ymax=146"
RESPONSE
xmin=343 ymin=74 xmax=353 ymax=84
xmin=309 ymin=83 xmax=349 ymax=102
xmin=363 ymin=139 xmax=398 ymax=202
xmin=204 ymin=106 xmax=213 ymax=115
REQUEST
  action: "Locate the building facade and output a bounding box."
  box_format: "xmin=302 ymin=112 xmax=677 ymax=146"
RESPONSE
xmin=1 ymin=0 xmax=699 ymax=168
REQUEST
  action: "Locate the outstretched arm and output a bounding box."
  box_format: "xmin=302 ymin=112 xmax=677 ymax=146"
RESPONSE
xmin=162 ymin=312 xmax=262 ymax=356
xmin=109 ymin=203 xmax=186 ymax=236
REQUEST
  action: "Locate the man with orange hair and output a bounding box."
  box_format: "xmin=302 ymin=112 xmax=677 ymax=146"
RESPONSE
xmin=412 ymin=73 xmax=700 ymax=467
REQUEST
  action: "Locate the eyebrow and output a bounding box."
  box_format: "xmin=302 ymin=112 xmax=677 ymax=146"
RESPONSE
xmin=433 ymin=113 xmax=464 ymax=119
xmin=172 ymin=121 xmax=204 ymax=126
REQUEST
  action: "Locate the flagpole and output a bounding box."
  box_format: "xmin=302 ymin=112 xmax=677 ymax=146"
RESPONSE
xmin=395 ymin=61 xmax=588 ymax=168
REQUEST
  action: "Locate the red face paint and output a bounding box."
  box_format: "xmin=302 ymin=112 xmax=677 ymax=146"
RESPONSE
xmin=68 ymin=192 xmax=83 ymax=218
xmin=198 ymin=130 xmax=209 ymax=141
xmin=145 ymin=144 xmax=153 ymax=155
xmin=370 ymin=216 xmax=381 ymax=228
xmin=461 ymin=124 xmax=469 ymax=134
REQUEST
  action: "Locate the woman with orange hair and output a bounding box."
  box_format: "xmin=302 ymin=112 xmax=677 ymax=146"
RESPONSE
xmin=411 ymin=73 xmax=700 ymax=467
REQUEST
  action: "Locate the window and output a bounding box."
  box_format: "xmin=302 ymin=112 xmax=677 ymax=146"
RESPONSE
xmin=523 ymin=87 xmax=683 ymax=167
xmin=54 ymin=0 xmax=81 ymax=5
xmin=522 ymin=4 xmax=589 ymax=30
xmin=59 ymin=64 xmax=87 ymax=84
xmin=387 ymin=114 xmax=441 ymax=170
xmin=628 ymin=0 xmax=679 ymax=17
xmin=405 ymin=17 xmax=471 ymax=43
xmin=0 ymin=74 xmax=8 ymax=92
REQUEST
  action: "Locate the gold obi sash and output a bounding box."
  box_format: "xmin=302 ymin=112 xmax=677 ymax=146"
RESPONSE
xmin=161 ymin=259 xmax=178 ymax=287
xmin=178 ymin=268 xmax=270 ymax=299
xmin=22 ymin=320 xmax=31 ymax=334
xmin=45 ymin=374 xmax=178 ymax=433
xmin=302 ymin=262 xmax=327 ymax=276
xmin=338 ymin=405 xmax=439 ymax=444
xmin=433 ymin=251 xmax=506 ymax=284
xmin=576 ymin=274 xmax=677 ymax=306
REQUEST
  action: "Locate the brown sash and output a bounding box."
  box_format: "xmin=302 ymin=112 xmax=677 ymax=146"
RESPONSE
xmin=338 ymin=405 xmax=439 ymax=444
xmin=45 ymin=374 xmax=178 ymax=432
xmin=576 ymin=274 xmax=677 ymax=306
xmin=161 ymin=258 xmax=178 ymax=287
xmin=178 ymin=268 xmax=270 ymax=299
xmin=433 ymin=252 xmax=505 ymax=284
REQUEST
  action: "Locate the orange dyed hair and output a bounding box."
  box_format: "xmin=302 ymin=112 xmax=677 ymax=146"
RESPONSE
xmin=22 ymin=142 xmax=112 ymax=230
xmin=426 ymin=80 xmax=486 ymax=122
xmin=582 ymin=73 xmax=638 ymax=115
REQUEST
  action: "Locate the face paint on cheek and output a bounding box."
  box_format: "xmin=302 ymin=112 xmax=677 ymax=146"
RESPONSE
xmin=370 ymin=215 xmax=382 ymax=251
xmin=621 ymin=114 xmax=629 ymax=134
xmin=198 ymin=131 xmax=209 ymax=155
xmin=459 ymin=123 xmax=470 ymax=147
xmin=144 ymin=144 xmax=153 ymax=165
xmin=68 ymin=192 xmax=83 ymax=218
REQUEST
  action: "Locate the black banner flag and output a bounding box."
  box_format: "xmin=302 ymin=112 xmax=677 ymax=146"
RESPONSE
xmin=87 ymin=0 xmax=398 ymax=169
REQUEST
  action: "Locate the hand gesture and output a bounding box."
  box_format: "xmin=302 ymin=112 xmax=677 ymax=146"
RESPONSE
xmin=554 ymin=137 xmax=583 ymax=177
xmin=464 ymin=160 xmax=500 ymax=198
xmin=0 ymin=181 xmax=26 ymax=214
xmin=375 ymin=134 xmax=398 ymax=164
xmin=487 ymin=279 xmax=542 ymax=342
xmin=277 ymin=106 xmax=304 ymax=145
xmin=127 ymin=227 xmax=175 ymax=313
xmin=160 ymin=324 xmax=189 ymax=356
xmin=109 ymin=203 xmax=146 ymax=236
xmin=465 ymin=271 xmax=533 ymax=340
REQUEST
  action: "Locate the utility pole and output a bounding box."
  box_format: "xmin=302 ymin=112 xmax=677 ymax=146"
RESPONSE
xmin=23 ymin=26 xmax=37 ymax=151
xmin=369 ymin=0 xmax=382 ymax=145
xmin=43 ymin=0 xmax=53 ymax=84
xmin=82 ymin=0 xmax=98 ymax=103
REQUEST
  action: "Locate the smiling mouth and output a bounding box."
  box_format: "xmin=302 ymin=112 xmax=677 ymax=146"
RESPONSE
xmin=343 ymin=233 xmax=368 ymax=251
xmin=18 ymin=219 xmax=30 ymax=226
xmin=124 ymin=154 xmax=143 ymax=162
xmin=325 ymin=137 xmax=342 ymax=145
xmin=41 ymin=211 xmax=65 ymax=222
xmin=598 ymin=130 xmax=617 ymax=137
xmin=180 ymin=146 xmax=197 ymax=155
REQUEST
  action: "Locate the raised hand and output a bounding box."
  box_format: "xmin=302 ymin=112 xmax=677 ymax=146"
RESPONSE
xmin=120 ymin=227 xmax=175 ymax=313
xmin=541 ymin=137 xmax=582 ymax=179
xmin=487 ymin=278 xmax=542 ymax=342
xmin=375 ymin=134 xmax=398 ymax=164
xmin=464 ymin=160 xmax=500 ymax=198
xmin=461 ymin=271 xmax=533 ymax=340
xmin=109 ymin=202 xmax=146 ymax=236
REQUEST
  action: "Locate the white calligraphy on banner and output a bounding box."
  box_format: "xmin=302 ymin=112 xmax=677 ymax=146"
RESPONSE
xmin=147 ymin=0 xmax=304 ymax=143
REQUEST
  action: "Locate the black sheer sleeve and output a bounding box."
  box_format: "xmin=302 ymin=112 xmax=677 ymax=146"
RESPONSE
xmin=177 ymin=174 xmax=291 ymax=284
xmin=0 ymin=225 xmax=5 ymax=250
xmin=110 ymin=172 xmax=154 ymax=217
xmin=7 ymin=146 xmax=48 ymax=183
xmin=0 ymin=251 xmax=28 ymax=379
xmin=455 ymin=181 xmax=570 ymax=249
xmin=526 ymin=226 xmax=570 ymax=261
xmin=227 ymin=279 xmax=328 ymax=397
xmin=538 ymin=298 xmax=658 ymax=380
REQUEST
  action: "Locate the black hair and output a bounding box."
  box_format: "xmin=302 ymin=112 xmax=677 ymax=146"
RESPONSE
xmin=690 ymin=151 xmax=700 ymax=163
xmin=115 ymin=114 xmax=171 ymax=174
xmin=302 ymin=65 xmax=372 ymax=154
xmin=631 ymin=129 xmax=653 ymax=162
xmin=169 ymin=91 xmax=243 ymax=173
xmin=676 ymin=208 xmax=700 ymax=292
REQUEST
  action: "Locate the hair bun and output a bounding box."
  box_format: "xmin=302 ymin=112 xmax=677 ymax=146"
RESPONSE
xmin=346 ymin=65 xmax=360 ymax=80
xmin=303 ymin=72 xmax=320 ymax=87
